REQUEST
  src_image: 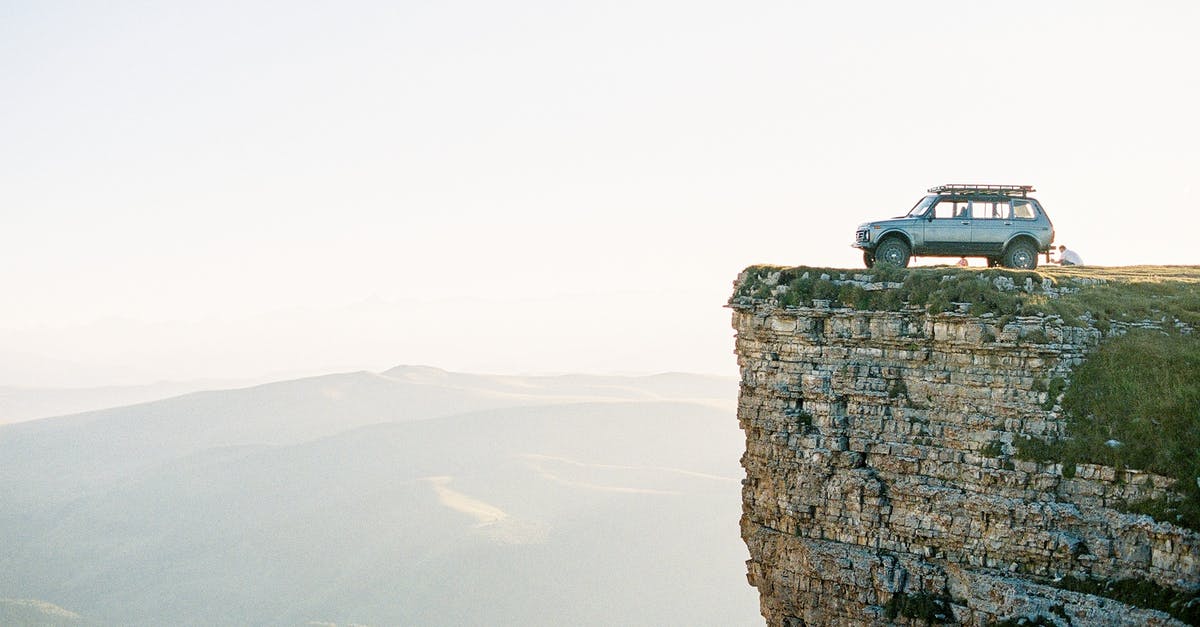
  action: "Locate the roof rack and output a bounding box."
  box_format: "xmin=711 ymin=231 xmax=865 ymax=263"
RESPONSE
xmin=928 ymin=184 xmax=1035 ymax=197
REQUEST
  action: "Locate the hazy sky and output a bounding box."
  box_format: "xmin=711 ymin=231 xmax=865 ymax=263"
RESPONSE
xmin=3 ymin=1 xmax=1198 ymax=387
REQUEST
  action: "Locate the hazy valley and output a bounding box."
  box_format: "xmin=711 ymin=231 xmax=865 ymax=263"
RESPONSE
xmin=0 ymin=367 xmax=758 ymax=626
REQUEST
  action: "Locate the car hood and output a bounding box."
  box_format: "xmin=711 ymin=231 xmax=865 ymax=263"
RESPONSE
xmin=857 ymin=216 xmax=922 ymax=230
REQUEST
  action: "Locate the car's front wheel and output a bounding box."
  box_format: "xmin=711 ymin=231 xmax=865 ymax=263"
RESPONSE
xmin=1003 ymin=241 xmax=1038 ymax=269
xmin=875 ymin=238 xmax=910 ymax=268
xmin=863 ymin=251 xmax=875 ymax=268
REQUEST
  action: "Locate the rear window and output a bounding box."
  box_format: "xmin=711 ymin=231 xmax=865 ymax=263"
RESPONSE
xmin=972 ymin=200 xmax=1012 ymax=219
xmin=1012 ymin=199 xmax=1036 ymax=219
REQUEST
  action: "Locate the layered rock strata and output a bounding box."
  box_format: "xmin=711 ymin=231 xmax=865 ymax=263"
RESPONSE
xmin=731 ymin=274 xmax=1199 ymax=626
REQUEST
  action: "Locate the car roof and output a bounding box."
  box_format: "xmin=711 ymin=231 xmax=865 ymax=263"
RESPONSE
xmin=928 ymin=183 xmax=1035 ymax=198
xmin=933 ymin=193 xmax=1036 ymax=202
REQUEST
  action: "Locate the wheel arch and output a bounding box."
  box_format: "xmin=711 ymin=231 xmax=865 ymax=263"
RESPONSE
xmin=876 ymin=229 xmax=913 ymax=250
xmin=1003 ymin=233 xmax=1041 ymax=254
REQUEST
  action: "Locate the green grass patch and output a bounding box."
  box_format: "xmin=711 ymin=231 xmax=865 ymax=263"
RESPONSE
xmin=1016 ymin=330 xmax=1200 ymax=529
xmin=989 ymin=604 xmax=1070 ymax=626
xmin=887 ymin=378 xmax=908 ymax=400
xmin=1053 ymin=575 xmax=1200 ymax=625
xmin=1061 ymin=330 xmax=1200 ymax=527
xmin=1021 ymin=328 xmax=1050 ymax=344
xmin=1042 ymin=376 xmax=1066 ymax=410
xmin=1039 ymin=265 xmax=1200 ymax=329
xmin=980 ymin=439 xmax=1005 ymax=458
xmin=1119 ymin=495 xmax=1192 ymax=528
xmin=884 ymin=591 xmax=956 ymax=623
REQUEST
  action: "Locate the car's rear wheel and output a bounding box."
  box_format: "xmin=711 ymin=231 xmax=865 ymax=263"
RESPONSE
xmin=863 ymin=251 xmax=875 ymax=268
xmin=875 ymin=238 xmax=910 ymax=268
xmin=1003 ymin=241 xmax=1038 ymax=269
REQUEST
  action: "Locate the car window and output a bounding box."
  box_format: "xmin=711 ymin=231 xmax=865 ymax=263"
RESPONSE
xmin=972 ymin=201 xmax=1011 ymax=219
xmin=933 ymin=200 xmax=968 ymax=219
xmin=1012 ymin=200 xmax=1036 ymax=219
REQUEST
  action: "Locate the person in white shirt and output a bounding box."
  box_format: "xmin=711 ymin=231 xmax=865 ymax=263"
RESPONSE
xmin=1058 ymin=245 xmax=1083 ymax=266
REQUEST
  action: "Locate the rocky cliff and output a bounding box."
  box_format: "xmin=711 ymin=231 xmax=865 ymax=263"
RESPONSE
xmin=730 ymin=266 xmax=1200 ymax=626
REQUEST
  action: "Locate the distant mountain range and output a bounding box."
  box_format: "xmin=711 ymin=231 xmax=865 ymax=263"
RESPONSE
xmin=0 ymin=367 xmax=759 ymax=626
xmin=0 ymin=378 xmax=256 ymax=425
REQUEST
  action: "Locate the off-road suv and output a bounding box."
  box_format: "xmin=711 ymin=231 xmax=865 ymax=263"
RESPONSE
xmin=853 ymin=184 xmax=1055 ymax=269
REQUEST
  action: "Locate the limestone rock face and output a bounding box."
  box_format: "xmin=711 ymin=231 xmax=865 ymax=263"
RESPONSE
xmin=731 ymin=292 xmax=1199 ymax=625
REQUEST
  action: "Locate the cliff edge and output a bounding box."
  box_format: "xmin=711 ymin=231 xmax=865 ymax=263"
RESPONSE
xmin=730 ymin=265 xmax=1200 ymax=626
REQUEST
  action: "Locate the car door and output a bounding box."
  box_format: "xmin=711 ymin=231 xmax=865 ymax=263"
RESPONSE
xmin=923 ymin=199 xmax=972 ymax=254
xmin=969 ymin=199 xmax=1013 ymax=255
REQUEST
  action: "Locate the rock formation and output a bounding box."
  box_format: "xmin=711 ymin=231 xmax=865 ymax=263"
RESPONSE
xmin=731 ymin=267 xmax=1199 ymax=626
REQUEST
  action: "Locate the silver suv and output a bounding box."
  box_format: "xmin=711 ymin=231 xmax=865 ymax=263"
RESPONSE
xmin=852 ymin=184 xmax=1055 ymax=269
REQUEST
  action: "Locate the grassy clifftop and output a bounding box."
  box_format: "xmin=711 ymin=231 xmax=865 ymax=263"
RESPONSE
xmin=732 ymin=264 xmax=1200 ymax=531
xmin=732 ymin=264 xmax=1200 ymax=330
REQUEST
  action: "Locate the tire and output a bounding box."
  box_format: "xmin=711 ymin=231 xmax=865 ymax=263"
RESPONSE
xmin=875 ymin=238 xmax=910 ymax=268
xmin=863 ymin=251 xmax=875 ymax=268
xmin=1003 ymin=240 xmax=1038 ymax=269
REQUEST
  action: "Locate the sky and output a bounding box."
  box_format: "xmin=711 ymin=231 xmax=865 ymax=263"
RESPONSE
xmin=2 ymin=0 xmax=1198 ymax=387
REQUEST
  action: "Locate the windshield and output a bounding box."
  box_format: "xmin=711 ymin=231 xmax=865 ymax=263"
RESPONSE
xmin=905 ymin=195 xmax=937 ymax=217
